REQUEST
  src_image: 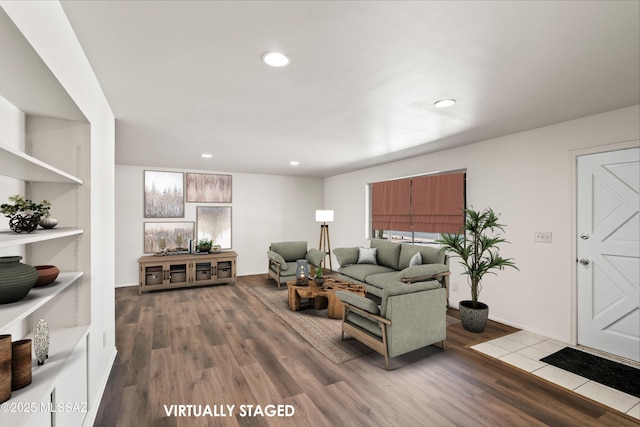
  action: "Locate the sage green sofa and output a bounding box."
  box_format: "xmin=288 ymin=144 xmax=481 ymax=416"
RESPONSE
xmin=267 ymin=241 xmax=326 ymax=288
xmin=336 ymin=281 xmax=446 ymax=369
xmin=333 ymin=239 xmax=450 ymax=300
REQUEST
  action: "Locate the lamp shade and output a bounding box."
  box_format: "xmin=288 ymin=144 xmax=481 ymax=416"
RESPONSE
xmin=315 ymin=210 xmax=334 ymax=223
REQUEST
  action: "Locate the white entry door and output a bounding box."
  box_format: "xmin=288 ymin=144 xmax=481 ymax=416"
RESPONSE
xmin=577 ymin=147 xmax=639 ymax=362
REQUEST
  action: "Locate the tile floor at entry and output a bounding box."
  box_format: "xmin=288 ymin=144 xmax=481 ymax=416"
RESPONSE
xmin=471 ymin=331 xmax=640 ymax=420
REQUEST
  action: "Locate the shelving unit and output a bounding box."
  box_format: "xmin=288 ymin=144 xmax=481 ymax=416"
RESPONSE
xmin=0 ymin=141 xmax=83 ymax=184
xmin=0 ymin=133 xmax=88 ymax=427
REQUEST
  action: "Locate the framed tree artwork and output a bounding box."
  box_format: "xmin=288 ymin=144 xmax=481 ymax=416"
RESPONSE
xmin=186 ymin=173 xmax=232 ymax=203
xmin=196 ymin=206 xmax=232 ymax=249
xmin=144 ymin=221 xmax=194 ymax=253
xmin=144 ymin=170 xmax=184 ymax=218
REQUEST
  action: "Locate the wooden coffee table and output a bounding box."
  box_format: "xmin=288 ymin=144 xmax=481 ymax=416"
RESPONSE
xmin=287 ymin=277 xmax=366 ymax=319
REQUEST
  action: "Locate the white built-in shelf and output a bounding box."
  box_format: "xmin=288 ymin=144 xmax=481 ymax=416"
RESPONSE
xmin=0 ymin=227 xmax=83 ymax=249
xmin=2 ymin=326 xmax=90 ymax=425
xmin=0 ymin=142 xmax=82 ymax=184
xmin=0 ymin=271 xmax=83 ymax=332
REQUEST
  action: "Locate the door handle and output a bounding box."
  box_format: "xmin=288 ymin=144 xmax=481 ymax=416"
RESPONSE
xmin=579 ymin=258 xmax=590 ymax=265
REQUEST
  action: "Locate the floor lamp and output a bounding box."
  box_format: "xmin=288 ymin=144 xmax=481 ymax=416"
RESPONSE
xmin=315 ymin=210 xmax=333 ymax=271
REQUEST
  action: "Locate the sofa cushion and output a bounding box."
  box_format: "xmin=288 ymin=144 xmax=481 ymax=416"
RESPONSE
xmin=365 ymin=272 xmax=402 ymax=289
xmin=398 ymin=244 xmax=445 ymax=270
xmin=270 ymin=241 xmax=308 ymax=262
xmin=395 ymin=263 xmax=449 ymax=282
xmin=334 ymin=247 xmax=359 ymax=266
xmin=339 ymin=264 xmax=395 ymax=283
xmin=370 ymin=239 xmax=401 ymax=270
xmin=306 ymin=248 xmax=326 ymax=266
xmin=357 ymin=247 xmax=377 ymax=264
xmin=345 ymin=311 xmax=383 ymax=338
xmin=267 ymin=250 xmax=288 ymax=270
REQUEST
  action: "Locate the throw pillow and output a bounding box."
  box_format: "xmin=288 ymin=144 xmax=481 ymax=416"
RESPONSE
xmin=267 ymin=250 xmax=288 ymax=270
xmin=357 ymin=247 xmax=377 ymax=265
xmin=409 ymin=251 xmax=422 ymax=266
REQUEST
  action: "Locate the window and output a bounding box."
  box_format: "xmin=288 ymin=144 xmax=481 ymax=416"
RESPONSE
xmin=370 ymin=171 xmax=466 ymax=245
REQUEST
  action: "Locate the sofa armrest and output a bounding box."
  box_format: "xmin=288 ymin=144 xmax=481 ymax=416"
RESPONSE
xmin=333 ymin=247 xmax=359 ymax=266
xmin=305 ymin=248 xmax=326 ymax=266
xmin=395 ymin=264 xmax=449 ymax=283
xmin=335 ymin=290 xmax=380 ymax=315
xmin=267 ymin=250 xmax=288 ymax=270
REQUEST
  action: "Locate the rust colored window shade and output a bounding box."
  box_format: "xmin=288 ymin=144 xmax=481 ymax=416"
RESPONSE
xmin=371 ymin=179 xmax=411 ymax=231
xmin=411 ymin=173 xmax=465 ymax=234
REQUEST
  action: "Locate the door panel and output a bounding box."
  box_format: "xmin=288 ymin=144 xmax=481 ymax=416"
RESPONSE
xmin=577 ymin=147 xmax=639 ymax=362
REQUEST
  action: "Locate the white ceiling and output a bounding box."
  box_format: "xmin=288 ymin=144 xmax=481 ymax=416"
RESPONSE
xmin=48 ymin=1 xmax=639 ymax=177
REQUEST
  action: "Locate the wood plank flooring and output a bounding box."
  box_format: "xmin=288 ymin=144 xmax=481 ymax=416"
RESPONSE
xmin=94 ymin=275 xmax=638 ymax=426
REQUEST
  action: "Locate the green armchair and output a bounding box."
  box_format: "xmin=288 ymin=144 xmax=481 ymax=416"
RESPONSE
xmin=267 ymin=241 xmax=326 ymax=288
xmin=336 ymin=281 xmax=446 ymax=369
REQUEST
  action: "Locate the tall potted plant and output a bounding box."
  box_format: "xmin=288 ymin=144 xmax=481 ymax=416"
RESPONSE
xmin=437 ymin=207 xmax=518 ymax=332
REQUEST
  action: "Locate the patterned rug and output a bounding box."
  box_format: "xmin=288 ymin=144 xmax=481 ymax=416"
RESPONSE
xmin=246 ymin=284 xmax=459 ymax=365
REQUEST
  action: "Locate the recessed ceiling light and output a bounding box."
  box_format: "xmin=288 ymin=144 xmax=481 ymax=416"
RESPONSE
xmin=262 ymin=51 xmax=290 ymax=67
xmin=201 ymin=153 xmax=213 ymax=158
xmin=434 ymin=99 xmax=456 ymax=108
xmin=290 ymin=161 xmax=300 ymax=166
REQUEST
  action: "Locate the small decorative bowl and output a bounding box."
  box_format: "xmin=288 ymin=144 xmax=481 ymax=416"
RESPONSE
xmin=34 ymin=265 xmax=60 ymax=287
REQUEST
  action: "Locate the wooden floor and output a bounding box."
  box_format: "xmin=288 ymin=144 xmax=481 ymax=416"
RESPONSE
xmin=94 ymin=275 xmax=638 ymax=427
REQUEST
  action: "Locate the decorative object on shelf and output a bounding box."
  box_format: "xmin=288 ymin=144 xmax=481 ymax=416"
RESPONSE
xmin=34 ymin=265 xmax=60 ymax=287
xmin=1 ymin=194 xmax=51 ymax=233
xmin=34 ymin=319 xmax=50 ymax=366
xmin=0 ymin=256 xmax=38 ymax=304
xmin=296 ymin=259 xmax=309 ymax=286
xmin=11 ymin=339 xmax=32 ymax=391
xmin=316 ymin=209 xmax=333 ymax=271
xmin=0 ymin=334 xmax=11 ymax=403
xmin=196 ymin=238 xmax=213 ymax=253
xmin=437 ymin=207 xmax=518 ymax=333
xmin=38 ymin=213 xmax=58 ymax=229
xmin=211 ymin=244 xmax=221 ymax=253
xmin=313 ymin=267 xmax=324 ymax=287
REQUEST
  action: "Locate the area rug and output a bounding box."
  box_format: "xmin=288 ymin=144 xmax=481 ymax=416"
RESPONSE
xmin=540 ymin=347 xmax=640 ymax=398
xmin=246 ymin=285 xmax=460 ymax=365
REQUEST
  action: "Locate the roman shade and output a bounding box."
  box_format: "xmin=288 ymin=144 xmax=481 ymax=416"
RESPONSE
xmin=411 ymin=173 xmax=465 ymax=234
xmin=371 ymin=172 xmax=465 ymax=234
xmin=371 ymin=178 xmax=411 ymax=231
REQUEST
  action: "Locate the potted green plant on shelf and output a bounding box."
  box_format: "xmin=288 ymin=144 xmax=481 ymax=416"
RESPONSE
xmin=196 ymin=238 xmax=212 ymax=253
xmin=1 ymin=194 xmax=51 ymax=233
xmin=437 ymin=207 xmax=518 ymax=333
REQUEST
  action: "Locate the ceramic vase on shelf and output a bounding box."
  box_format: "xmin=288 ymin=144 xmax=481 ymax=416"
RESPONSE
xmin=11 ymin=339 xmax=32 ymax=391
xmin=0 ymin=256 xmax=38 ymax=304
xmin=34 ymin=265 xmax=60 ymax=287
xmin=34 ymin=319 xmax=50 ymax=366
xmin=38 ymin=213 xmax=58 ymax=229
xmin=0 ymin=334 xmax=11 ymax=403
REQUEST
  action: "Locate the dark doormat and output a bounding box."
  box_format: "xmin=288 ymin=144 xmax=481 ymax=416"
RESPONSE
xmin=540 ymin=347 xmax=640 ymax=398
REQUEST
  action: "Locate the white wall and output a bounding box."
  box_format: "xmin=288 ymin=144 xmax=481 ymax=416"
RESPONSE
xmin=325 ymin=105 xmax=640 ymax=343
xmin=115 ymin=165 xmax=324 ymax=286
xmin=0 ymin=94 xmax=26 ymax=257
xmin=1 ymin=2 xmax=116 ymax=425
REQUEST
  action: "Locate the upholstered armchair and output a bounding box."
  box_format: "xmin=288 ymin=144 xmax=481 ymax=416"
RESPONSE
xmin=336 ymin=281 xmax=447 ymax=369
xmin=267 ymin=241 xmax=326 ymax=288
